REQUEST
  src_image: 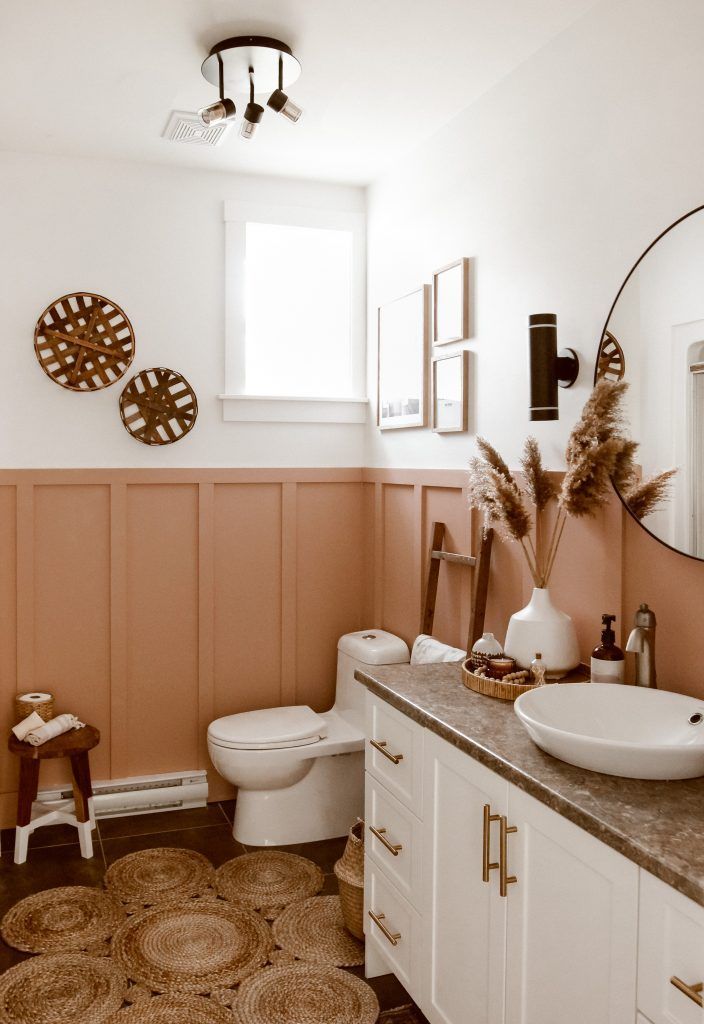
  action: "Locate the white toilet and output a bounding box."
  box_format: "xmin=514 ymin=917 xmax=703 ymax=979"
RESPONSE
xmin=207 ymin=630 xmax=410 ymax=846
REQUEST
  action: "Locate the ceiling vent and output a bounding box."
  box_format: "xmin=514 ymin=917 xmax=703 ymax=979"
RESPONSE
xmin=162 ymin=110 xmax=230 ymax=146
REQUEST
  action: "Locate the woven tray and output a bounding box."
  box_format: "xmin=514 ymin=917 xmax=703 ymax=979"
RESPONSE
xmin=461 ymin=658 xmax=538 ymax=702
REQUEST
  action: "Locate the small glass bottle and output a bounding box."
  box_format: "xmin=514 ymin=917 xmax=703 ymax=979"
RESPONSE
xmin=530 ymin=652 xmax=547 ymax=686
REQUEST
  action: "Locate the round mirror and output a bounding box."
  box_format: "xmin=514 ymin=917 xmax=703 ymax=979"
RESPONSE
xmin=596 ymin=205 xmax=704 ymax=561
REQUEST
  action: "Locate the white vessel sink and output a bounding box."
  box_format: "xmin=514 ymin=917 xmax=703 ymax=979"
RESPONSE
xmin=514 ymin=683 xmax=704 ymax=780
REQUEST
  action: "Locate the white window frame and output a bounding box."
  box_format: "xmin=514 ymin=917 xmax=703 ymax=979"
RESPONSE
xmin=219 ymin=199 xmax=367 ymax=423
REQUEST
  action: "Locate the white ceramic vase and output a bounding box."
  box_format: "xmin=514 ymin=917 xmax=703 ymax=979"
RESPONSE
xmin=503 ymin=588 xmax=580 ymax=679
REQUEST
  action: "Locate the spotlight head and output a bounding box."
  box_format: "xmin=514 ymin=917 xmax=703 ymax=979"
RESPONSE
xmin=267 ymin=88 xmax=303 ymax=123
xmin=198 ymin=98 xmax=236 ymax=126
xmin=240 ymin=102 xmax=264 ymax=139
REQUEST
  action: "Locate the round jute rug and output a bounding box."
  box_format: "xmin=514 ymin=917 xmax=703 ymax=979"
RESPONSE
xmin=272 ymin=896 xmax=365 ymax=967
xmin=215 ymin=851 xmax=324 ymax=916
xmin=0 ymin=886 xmax=125 ymax=954
xmin=105 ymin=994 xmax=234 ymax=1023
xmin=232 ymin=964 xmax=379 ymax=1024
xmin=111 ymin=899 xmax=274 ymax=995
xmin=0 ymin=952 xmax=126 ymax=1024
xmin=104 ymin=848 xmax=215 ymax=908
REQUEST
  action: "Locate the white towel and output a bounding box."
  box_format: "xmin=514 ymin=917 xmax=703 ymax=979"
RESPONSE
xmin=410 ymin=634 xmax=466 ymax=665
xmin=25 ymin=713 xmax=85 ymax=747
xmin=11 ymin=711 xmax=47 ymax=742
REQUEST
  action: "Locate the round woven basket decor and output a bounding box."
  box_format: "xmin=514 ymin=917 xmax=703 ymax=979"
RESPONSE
xmin=111 ymin=899 xmax=274 ymax=995
xmin=272 ymin=896 xmax=365 ymax=967
xmin=0 ymin=885 xmax=125 ymax=954
xmin=0 ymin=952 xmax=126 ymax=1024
xmin=105 ymin=994 xmax=234 ymax=1023
xmin=215 ymin=851 xmax=324 ymax=913
xmin=232 ymin=964 xmax=379 ymax=1024
xmin=104 ymin=848 xmax=216 ymax=908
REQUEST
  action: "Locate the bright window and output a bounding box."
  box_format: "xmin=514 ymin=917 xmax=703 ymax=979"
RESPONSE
xmin=244 ymin=222 xmax=353 ymax=398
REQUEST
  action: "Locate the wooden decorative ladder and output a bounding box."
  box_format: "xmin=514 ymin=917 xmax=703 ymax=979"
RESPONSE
xmin=421 ymin=521 xmax=494 ymax=653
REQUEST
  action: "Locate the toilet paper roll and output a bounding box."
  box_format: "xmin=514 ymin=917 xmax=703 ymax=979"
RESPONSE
xmin=15 ymin=692 xmax=55 ymax=723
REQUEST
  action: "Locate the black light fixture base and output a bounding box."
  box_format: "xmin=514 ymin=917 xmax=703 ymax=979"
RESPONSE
xmin=557 ymin=348 xmax=580 ymax=388
xmin=201 ymin=36 xmax=301 ymax=95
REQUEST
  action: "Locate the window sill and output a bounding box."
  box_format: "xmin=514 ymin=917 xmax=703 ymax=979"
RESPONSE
xmin=218 ymin=394 xmax=369 ymax=424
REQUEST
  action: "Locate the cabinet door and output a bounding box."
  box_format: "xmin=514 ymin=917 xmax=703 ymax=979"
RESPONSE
xmin=422 ymin=731 xmax=508 ymax=1024
xmin=505 ymin=786 xmax=638 ymax=1024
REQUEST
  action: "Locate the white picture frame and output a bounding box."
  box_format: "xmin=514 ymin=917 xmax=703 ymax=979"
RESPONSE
xmin=433 ymin=257 xmax=470 ymax=345
xmin=432 ymin=350 xmax=469 ymax=433
xmin=377 ymin=285 xmax=430 ymax=430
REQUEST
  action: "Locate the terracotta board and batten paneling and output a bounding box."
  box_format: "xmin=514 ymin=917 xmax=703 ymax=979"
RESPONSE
xmin=0 ymin=469 xmax=368 ymax=827
xmin=380 ymin=484 xmax=418 ymax=646
xmin=213 ymin=483 xmax=282 ymax=718
xmin=295 ymin=482 xmax=366 ymax=711
xmin=126 ymin=484 xmax=200 ymax=778
xmin=34 ymin=485 xmax=112 ymax=786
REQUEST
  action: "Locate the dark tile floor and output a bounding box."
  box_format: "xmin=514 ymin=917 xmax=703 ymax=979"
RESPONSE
xmin=0 ymin=802 xmax=427 ymax=1019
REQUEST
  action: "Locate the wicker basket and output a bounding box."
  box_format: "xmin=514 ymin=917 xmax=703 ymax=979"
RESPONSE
xmin=461 ymin=659 xmax=538 ymax=702
xmin=14 ymin=692 xmax=55 ymax=723
xmin=334 ymin=820 xmax=365 ymax=941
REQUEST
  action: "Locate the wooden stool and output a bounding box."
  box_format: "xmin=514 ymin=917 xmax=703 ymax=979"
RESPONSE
xmin=7 ymin=725 xmax=100 ymax=865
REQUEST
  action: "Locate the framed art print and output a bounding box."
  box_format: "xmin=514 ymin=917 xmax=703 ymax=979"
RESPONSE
xmin=377 ymin=285 xmax=430 ymax=430
xmin=432 ymin=350 xmax=468 ymax=433
xmin=433 ymin=257 xmax=470 ymax=345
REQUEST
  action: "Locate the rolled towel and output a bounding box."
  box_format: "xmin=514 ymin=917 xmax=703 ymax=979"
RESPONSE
xmin=25 ymin=713 xmax=85 ymax=747
xmin=12 ymin=711 xmax=47 ymax=742
xmin=411 ymin=634 xmax=467 ymax=665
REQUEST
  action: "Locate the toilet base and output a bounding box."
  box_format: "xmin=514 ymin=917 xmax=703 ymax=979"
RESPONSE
xmin=232 ymin=750 xmax=364 ymax=846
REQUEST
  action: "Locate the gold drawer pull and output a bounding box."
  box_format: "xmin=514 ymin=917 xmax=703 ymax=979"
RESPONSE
xmin=482 ymin=804 xmax=500 ymax=882
xmin=370 ymin=825 xmax=403 ymax=857
xmin=670 ymin=976 xmax=703 ymax=1007
xmin=368 ymin=910 xmax=401 ymax=946
xmin=499 ymin=815 xmax=518 ymax=897
xmin=370 ymin=739 xmax=404 ymax=765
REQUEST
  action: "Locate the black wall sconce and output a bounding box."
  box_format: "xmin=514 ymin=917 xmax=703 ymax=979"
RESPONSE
xmin=528 ymin=313 xmax=579 ymax=421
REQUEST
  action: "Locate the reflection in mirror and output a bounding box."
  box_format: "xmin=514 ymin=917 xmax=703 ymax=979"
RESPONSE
xmin=599 ymin=206 xmax=704 ymax=559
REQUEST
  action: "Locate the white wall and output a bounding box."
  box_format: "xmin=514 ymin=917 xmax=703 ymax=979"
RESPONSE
xmin=365 ymin=0 xmax=704 ymax=470
xmin=0 ymin=152 xmax=366 ymax=467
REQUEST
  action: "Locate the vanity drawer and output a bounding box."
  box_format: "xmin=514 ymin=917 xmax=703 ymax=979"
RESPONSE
xmin=365 ymin=855 xmax=422 ymax=997
xmin=638 ymin=870 xmax=704 ymax=1024
xmin=365 ymin=692 xmax=424 ymax=814
xmin=365 ymin=774 xmax=422 ymax=907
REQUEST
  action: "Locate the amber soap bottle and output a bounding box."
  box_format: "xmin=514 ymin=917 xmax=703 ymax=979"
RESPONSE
xmin=590 ymin=614 xmax=625 ymax=684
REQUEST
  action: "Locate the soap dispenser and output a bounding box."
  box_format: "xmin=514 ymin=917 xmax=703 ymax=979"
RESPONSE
xmin=590 ymin=614 xmax=625 ymax=684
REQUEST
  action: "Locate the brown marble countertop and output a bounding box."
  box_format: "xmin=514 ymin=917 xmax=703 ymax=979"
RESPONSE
xmin=355 ymin=662 xmax=704 ymax=908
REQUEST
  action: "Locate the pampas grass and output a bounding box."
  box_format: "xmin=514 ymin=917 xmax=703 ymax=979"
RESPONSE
xmin=467 ymin=380 xmax=676 ymax=588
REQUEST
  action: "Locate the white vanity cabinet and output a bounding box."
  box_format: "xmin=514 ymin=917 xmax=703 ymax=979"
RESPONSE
xmin=363 ymin=690 xmax=703 ymax=1024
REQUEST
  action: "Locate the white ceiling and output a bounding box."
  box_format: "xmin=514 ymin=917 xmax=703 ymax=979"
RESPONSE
xmin=0 ymin=0 xmax=599 ymax=185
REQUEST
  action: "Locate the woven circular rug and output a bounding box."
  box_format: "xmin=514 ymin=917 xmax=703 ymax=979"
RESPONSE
xmin=232 ymin=964 xmax=379 ymax=1024
xmin=272 ymin=896 xmax=365 ymax=967
xmin=105 ymin=994 xmax=235 ymax=1023
xmin=0 ymin=952 xmax=126 ymax=1024
xmin=1 ymin=886 xmax=125 ymax=954
xmin=215 ymin=851 xmax=324 ymax=917
xmin=104 ymin=848 xmax=215 ymax=909
xmin=111 ymin=898 xmax=274 ymax=995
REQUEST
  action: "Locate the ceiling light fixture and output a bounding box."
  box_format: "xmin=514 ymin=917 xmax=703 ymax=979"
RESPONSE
xmin=198 ymin=55 xmax=237 ymax=127
xmin=200 ymin=36 xmax=302 ymax=142
xmin=241 ymin=68 xmax=265 ymax=140
xmin=267 ymin=55 xmax=303 ymax=123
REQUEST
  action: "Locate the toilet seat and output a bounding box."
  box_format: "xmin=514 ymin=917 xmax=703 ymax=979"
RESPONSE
xmin=207 ymin=705 xmax=327 ymax=751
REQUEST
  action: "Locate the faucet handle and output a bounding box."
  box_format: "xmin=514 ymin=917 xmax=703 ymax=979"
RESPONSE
xmin=634 ymin=603 xmax=656 ymax=629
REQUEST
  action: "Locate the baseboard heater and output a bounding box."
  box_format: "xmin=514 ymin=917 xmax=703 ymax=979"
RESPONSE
xmin=37 ymin=770 xmax=208 ymax=819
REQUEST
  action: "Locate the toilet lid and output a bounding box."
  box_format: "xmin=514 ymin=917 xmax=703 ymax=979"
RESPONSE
xmin=208 ymin=705 xmax=327 ymax=750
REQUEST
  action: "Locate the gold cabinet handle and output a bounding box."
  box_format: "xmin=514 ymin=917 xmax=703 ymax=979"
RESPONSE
xmin=482 ymin=803 xmax=500 ymax=882
xmin=370 ymin=739 xmax=404 ymax=765
xmin=368 ymin=910 xmax=401 ymax=946
xmin=499 ymin=815 xmax=518 ymax=897
xmin=670 ymin=976 xmax=703 ymax=1008
xmin=370 ymin=825 xmax=403 ymax=857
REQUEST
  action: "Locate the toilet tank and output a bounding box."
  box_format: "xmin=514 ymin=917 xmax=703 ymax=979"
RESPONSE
xmin=334 ymin=630 xmax=410 ymax=721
